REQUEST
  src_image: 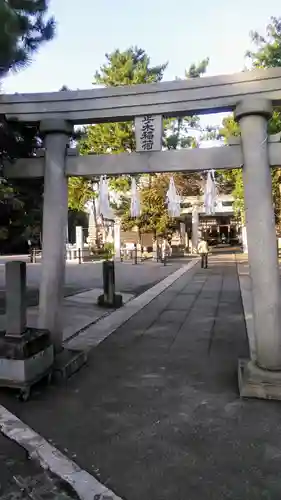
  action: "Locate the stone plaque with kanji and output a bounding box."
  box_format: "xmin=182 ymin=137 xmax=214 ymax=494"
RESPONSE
xmin=135 ymin=115 xmax=162 ymax=152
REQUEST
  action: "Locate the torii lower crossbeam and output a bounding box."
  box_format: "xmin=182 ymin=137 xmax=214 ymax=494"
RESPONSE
xmin=4 ymin=136 xmax=281 ymax=179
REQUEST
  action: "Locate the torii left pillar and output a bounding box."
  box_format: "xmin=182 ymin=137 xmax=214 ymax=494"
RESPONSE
xmin=39 ymin=119 xmax=73 ymax=353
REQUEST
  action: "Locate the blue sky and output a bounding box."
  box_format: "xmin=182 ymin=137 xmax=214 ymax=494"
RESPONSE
xmin=3 ymin=0 xmax=281 ymax=129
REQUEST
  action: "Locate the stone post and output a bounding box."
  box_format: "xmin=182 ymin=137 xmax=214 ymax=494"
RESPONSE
xmin=39 ymin=119 xmax=72 ymax=353
xmin=76 ymin=226 xmax=83 ymax=250
xmin=114 ymin=219 xmax=121 ymax=260
xmin=108 ymin=222 xmax=115 ymax=245
xmin=97 ymin=261 xmax=123 ymax=308
xmin=75 ymin=226 xmax=84 ymax=263
xmin=235 ymin=98 xmax=281 ymax=373
xmin=65 ymin=222 xmax=69 ymax=244
xmin=180 ymin=222 xmax=185 ymax=246
xmin=137 ymin=243 xmax=142 ymax=261
xmin=64 ymin=223 xmax=69 ymax=261
xmin=184 ymin=222 xmax=189 ymax=250
xmin=191 ymin=205 xmax=199 ymax=253
xmin=88 ymin=210 xmax=97 ymax=249
xmin=5 ymin=261 xmax=26 ymax=336
xmin=152 ymin=240 xmax=158 ymax=261
xmin=103 ymin=260 xmax=115 ymax=304
xmin=241 ymin=225 xmax=248 ymax=254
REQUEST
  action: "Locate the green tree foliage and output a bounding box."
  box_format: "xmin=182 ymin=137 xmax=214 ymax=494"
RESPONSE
xmin=163 ymin=60 xmax=209 ymax=151
xmin=68 ymin=177 xmax=94 ymax=212
xmin=74 ymin=46 xmax=168 ymax=200
xmin=161 ymin=59 xmax=210 ymax=208
xmin=220 ymin=17 xmax=281 ymax=226
xmin=72 ymin=48 xmax=208 ymax=237
xmin=119 ymin=176 xmax=171 ymax=236
xmin=118 ymin=172 xmax=203 ymax=238
xmin=246 ymin=17 xmax=281 ymax=69
xmin=0 ymin=119 xmax=40 ymax=163
xmin=246 ymin=17 xmax=281 ymax=229
xmin=0 ymin=0 xmax=56 ymax=250
xmin=69 ymin=47 xmax=167 ymax=238
xmin=218 ymin=117 xmax=244 ymax=221
xmin=0 ymin=0 xmax=55 ymax=77
xmin=0 ymin=119 xmax=43 ymax=250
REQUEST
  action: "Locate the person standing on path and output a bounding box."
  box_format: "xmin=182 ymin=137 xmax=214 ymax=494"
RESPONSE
xmin=198 ymin=238 xmax=209 ymax=269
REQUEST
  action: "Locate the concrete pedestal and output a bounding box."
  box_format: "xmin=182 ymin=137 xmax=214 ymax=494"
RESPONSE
xmin=0 ymin=328 xmax=53 ymax=400
xmin=0 ymin=262 xmax=54 ymax=399
xmin=98 ymin=293 xmax=123 ymax=309
xmin=238 ymin=359 xmax=281 ymax=400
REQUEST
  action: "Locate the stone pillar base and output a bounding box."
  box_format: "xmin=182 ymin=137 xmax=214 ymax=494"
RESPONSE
xmin=0 ymin=328 xmax=53 ymax=400
xmin=238 ymin=359 xmax=281 ymax=400
xmin=97 ymin=293 xmax=123 ymax=309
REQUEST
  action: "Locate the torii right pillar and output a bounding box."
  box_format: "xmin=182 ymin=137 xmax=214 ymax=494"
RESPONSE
xmin=235 ymin=98 xmax=281 ymax=400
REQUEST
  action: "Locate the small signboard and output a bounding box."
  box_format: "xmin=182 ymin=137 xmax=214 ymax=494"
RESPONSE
xmin=135 ymin=115 xmax=162 ymax=152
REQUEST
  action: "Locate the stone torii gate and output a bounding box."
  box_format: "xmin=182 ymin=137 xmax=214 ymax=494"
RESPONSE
xmin=2 ymin=67 xmax=281 ymax=399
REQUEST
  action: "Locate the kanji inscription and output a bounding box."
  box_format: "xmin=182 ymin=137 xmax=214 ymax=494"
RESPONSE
xmin=135 ymin=114 xmax=162 ymax=152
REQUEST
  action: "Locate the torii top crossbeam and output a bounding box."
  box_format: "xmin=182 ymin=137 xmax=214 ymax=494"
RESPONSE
xmin=1 ymin=67 xmax=281 ymax=123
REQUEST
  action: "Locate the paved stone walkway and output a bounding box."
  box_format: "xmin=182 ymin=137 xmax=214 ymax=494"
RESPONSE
xmin=2 ymin=256 xmax=281 ymax=499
